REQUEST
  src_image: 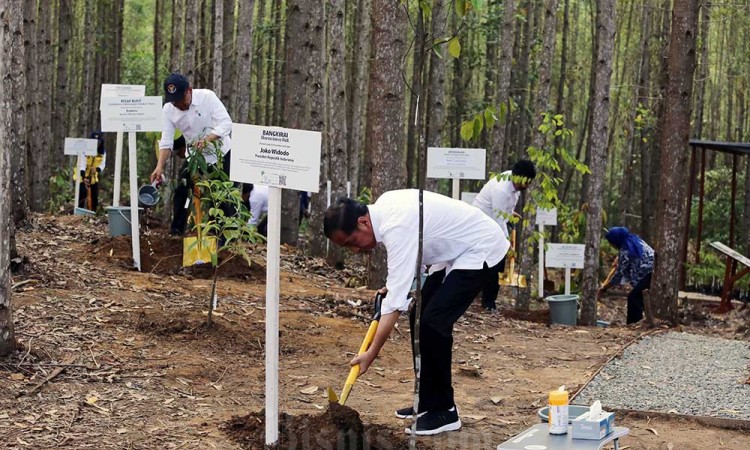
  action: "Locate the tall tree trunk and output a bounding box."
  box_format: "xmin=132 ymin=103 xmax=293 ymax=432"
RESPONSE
xmin=0 ymin=0 xmax=18 ymax=355
xmin=211 ymin=0 xmax=223 ymax=97
xmin=651 ymin=0 xmax=699 ymax=324
xmin=580 ymin=0 xmax=616 ymax=326
xmin=220 ymin=0 xmax=234 ymax=109
xmin=490 ymin=0 xmax=517 ymax=172
xmin=346 ymin=0 xmax=370 ymax=193
xmin=272 ymin=0 xmax=286 ymax=126
xmin=9 ymin=0 xmax=27 ymax=225
xmin=554 ymin=0 xmax=570 ymax=119
xmin=234 ymin=0 xmax=255 ymax=122
xmin=154 ymin=0 xmax=163 ymax=93
xmin=52 ymin=0 xmax=72 ymax=172
xmin=170 ymin=0 xmax=184 ymax=71
xmin=516 ymin=0 xmax=558 ymax=311
xmin=424 ymin=0 xmax=449 ymax=192
xmin=365 ymin=0 xmax=406 ymax=288
xmin=405 ymin=12 xmax=425 ymax=188
xmin=184 ymin=0 xmax=198 ymax=79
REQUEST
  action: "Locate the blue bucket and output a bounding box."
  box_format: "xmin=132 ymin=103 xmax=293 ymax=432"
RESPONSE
xmin=106 ymin=206 xmax=142 ymax=237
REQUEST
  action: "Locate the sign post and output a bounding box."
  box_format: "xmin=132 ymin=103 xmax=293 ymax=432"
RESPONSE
xmin=535 ymin=208 xmax=558 ymax=298
xmin=426 ymin=147 xmax=486 ymax=199
xmin=100 ymin=95 xmax=163 ymax=271
xmin=100 ymin=84 xmax=146 ymax=207
xmin=546 ymin=243 xmax=585 ymax=295
xmin=230 ymin=124 xmax=321 ymax=447
xmin=64 ymin=138 xmax=98 ymax=212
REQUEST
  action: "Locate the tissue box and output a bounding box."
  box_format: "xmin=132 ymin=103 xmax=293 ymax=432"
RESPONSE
xmin=571 ymin=411 xmax=615 ymax=440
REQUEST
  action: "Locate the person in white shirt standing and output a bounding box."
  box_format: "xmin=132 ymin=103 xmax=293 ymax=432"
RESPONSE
xmin=324 ymin=190 xmax=509 ymax=436
xmin=150 ymin=73 xmax=235 ymax=235
xmin=472 ymin=160 xmax=536 ymax=312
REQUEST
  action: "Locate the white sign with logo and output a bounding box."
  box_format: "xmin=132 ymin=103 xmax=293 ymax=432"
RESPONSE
xmin=64 ymin=138 xmax=98 ymax=156
xmin=230 ymin=124 xmax=321 ymax=193
xmin=100 ymin=96 xmax=163 ymax=133
xmin=461 ymin=192 xmax=478 ymax=205
xmin=546 ymin=244 xmax=586 ymax=269
xmin=100 ymin=84 xmax=146 ymax=104
xmin=536 ymin=207 xmax=558 ymax=226
xmin=426 ymin=147 xmax=486 ymax=180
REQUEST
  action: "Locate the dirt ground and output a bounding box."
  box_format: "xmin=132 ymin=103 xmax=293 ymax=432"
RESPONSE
xmin=1 ymin=214 xmax=748 ymax=449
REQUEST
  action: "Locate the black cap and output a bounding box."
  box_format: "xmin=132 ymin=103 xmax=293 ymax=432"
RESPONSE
xmin=164 ymin=73 xmax=189 ymax=102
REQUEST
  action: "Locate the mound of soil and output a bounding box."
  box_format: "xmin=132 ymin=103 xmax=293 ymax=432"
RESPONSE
xmin=501 ymin=306 xmax=550 ymax=324
xmin=92 ymin=232 xmax=265 ymax=280
xmin=223 ymin=404 xmax=427 ymax=450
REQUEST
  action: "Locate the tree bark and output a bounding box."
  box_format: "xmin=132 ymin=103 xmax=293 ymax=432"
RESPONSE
xmin=0 ymin=0 xmax=18 ymax=355
xmin=365 ymin=0 xmax=406 ymax=288
xmin=52 ymin=0 xmax=72 ymax=172
xmin=184 ymin=0 xmax=198 ymax=79
xmin=651 ymin=0 xmax=699 ymax=324
xmin=211 ymin=0 xmax=224 ymax=97
xmin=8 ymin=0 xmax=26 ymax=225
xmin=405 ymin=11 xmax=425 ymax=188
xmin=220 ymin=0 xmax=234 ymax=109
xmin=346 ymin=0 xmax=370 ymax=194
xmin=170 ymin=0 xmax=184 ymax=71
xmin=424 ymin=0 xmax=448 ymax=192
xmin=253 ymin=0 xmax=267 ymax=124
xmin=272 ymin=0 xmax=286 ymax=126
xmin=580 ymin=0 xmax=616 ymax=326
xmin=234 ymin=0 xmax=255 ymax=122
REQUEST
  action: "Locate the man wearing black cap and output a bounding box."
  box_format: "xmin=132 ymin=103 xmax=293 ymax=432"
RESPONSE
xmin=152 ymin=73 xmax=234 ymax=234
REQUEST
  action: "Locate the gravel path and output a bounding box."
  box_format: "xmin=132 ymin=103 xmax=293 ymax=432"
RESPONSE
xmin=573 ymin=332 xmax=750 ymax=420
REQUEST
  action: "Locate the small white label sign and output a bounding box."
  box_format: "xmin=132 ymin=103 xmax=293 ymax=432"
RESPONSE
xmin=230 ymin=124 xmax=321 ymax=193
xmin=536 ymin=207 xmax=558 ymax=226
xmin=64 ymin=138 xmax=98 ymax=156
xmin=546 ymin=243 xmax=585 ymax=269
xmin=461 ymin=192 xmax=478 ymax=205
xmin=100 ymin=96 xmax=163 ymax=132
xmin=426 ymin=147 xmax=486 ymax=180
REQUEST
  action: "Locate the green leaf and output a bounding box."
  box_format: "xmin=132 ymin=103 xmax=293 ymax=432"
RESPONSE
xmin=484 ymin=107 xmax=497 ymax=129
xmin=473 ymin=115 xmax=484 ymax=137
xmin=455 ymin=0 xmax=467 ymax=16
xmin=460 ymin=120 xmax=475 ymax=141
xmin=448 ymin=37 xmax=461 ymax=58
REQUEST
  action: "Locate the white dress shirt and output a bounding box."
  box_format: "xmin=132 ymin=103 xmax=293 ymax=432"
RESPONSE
xmin=248 ymin=185 xmax=269 ymax=226
xmin=472 ymin=170 xmax=521 ymax=238
xmin=158 ymin=89 xmax=232 ymax=165
xmin=369 ymin=190 xmax=510 ymax=316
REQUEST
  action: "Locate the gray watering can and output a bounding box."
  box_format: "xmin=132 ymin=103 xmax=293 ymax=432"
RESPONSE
xmin=138 ymin=181 xmax=161 ymax=208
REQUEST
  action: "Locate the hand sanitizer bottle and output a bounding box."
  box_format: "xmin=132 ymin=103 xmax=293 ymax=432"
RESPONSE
xmin=548 ymin=386 xmax=569 ymax=435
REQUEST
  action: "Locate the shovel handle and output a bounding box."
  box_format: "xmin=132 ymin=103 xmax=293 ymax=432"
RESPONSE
xmin=344 ymin=318 xmax=380 ymax=387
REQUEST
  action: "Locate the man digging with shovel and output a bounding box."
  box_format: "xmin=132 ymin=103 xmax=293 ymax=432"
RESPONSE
xmin=324 ymin=190 xmax=509 ymax=436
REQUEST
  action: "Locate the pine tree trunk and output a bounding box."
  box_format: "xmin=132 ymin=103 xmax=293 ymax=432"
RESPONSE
xmin=365 ymin=0 xmax=406 ymax=288
xmin=272 ymin=0 xmax=286 ymax=126
xmin=52 ymin=0 xmax=72 ymax=172
xmin=405 ymin=12 xmax=424 ymax=188
xmin=424 ymin=0 xmax=448 ymax=193
xmin=8 ymin=0 xmax=27 ymax=224
xmin=220 ymin=0 xmax=234 ymax=109
xmin=349 ymin=0 xmax=370 ymax=191
xmin=0 ymin=0 xmax=17 ymax=355
xmin=253 ymin=0 xmax=267 ymax=124
xmin=184 ymin=0 xmax=198 ymax=79
xmin=651 ymin=0 xmax=699 ymax=324
xmin=580 ymin=0 xmax=616 ymax=326
xmin=234 ymin=0 xmax=255 ymax=122
xmin=170 ymin=0 xmax=185 ymax=71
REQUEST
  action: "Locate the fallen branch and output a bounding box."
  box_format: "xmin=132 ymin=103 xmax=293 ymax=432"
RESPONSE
xmin=18 ymin=355 xmax=77 ymax=398
xmin=11 ymin=279 xmax=36 ymax=291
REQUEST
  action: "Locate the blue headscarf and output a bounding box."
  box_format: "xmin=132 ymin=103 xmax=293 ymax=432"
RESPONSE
xmin=605 ymin=227 xmax=643 ymax=259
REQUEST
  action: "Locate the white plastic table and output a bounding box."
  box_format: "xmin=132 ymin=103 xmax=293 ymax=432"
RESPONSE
xmin=497 ymin=424 xmax=629 ymax=450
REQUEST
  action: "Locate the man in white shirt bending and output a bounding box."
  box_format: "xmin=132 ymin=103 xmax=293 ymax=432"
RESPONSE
xmin=472 ymin=160 xmax=536 ymax=311
xmin=242 ymin=184 xmax=269 ymax=237
xmin=324 ymin=190 xmax=509 ymax=436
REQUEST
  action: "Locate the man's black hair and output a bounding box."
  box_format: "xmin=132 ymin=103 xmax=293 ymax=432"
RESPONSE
xmin=323 ymin=197 xmax=369 ymax=238
xmin=511 ymin=159 xmax=536 ymax=180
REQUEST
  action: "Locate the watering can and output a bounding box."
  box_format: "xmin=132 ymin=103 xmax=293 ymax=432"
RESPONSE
xmin=138 ymin=181 xmax=162 ymax=208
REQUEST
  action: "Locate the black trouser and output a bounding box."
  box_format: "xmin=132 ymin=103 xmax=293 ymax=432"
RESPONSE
xmin=172 ymin=151 xmax=235 ymax=233
xmin=627 ymin=272 xmax=652 ymax=324
xmin=481 ymin=256 xmax=507 ymax=309
xmin=78 ymin=182 xmax=99 ymax=211
xmin=409 ymin=261 xmax=500 ymax=412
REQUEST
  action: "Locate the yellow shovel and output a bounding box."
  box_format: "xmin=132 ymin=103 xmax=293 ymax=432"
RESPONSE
xmin=182 ymin=185 xmax=217 ymax=267
xmin=328 ymin=292 xmax=384 ymax=405
xmin=499 ymin=228 xmax=527 ymax=288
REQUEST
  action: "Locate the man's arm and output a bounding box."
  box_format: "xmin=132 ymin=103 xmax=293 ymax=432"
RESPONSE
xmin=150 ymin=148 xmax=172 ymax=183
xmin=153 ymin=108 xmax=176 ymax=182
xmin=349 ymin=311 xmax=399 ymax=375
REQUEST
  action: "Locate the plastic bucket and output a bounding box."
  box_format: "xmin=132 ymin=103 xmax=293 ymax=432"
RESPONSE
xmin=138 ymin=183 xmax=160 ymax=207
xmin=106 ymin=206 xmax=141 ymax=237
xmin=74 ymin=207 xmax=95 ymax=216
xmin=546 ymin=294 xmax=579 ymax=325
xmin=537 ymin=405 xmax=590 ymax=423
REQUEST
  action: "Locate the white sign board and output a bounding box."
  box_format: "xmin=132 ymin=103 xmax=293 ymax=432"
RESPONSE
xmin=426 ymin=147 xmax=486 ymax=180
xmin=536 ymin=207 xmax=558 ymax=226
xmin=64 ymin=138 xmax=98 ymax=156
xmin=546 ymin=244 xmax=585 ymax=269
xmin=461 ymin=192 xmax=478 ymax=205
xmin=100 ymin=96 xmax=163 ymax=132
xmin=230 ymin=124 xmax=321 ymax=193
xmin=100 ymin=84 xmax=146 ymax=104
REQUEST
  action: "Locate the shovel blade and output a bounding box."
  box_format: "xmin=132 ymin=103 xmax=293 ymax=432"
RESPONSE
xmin=327 ymin=387 xmax=339 ymax=403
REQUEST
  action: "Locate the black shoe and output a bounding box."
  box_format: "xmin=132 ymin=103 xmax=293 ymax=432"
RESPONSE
xmin=395 ymin=406 xmax=427 ymax=419
xmin=169 ymin=227 xmax=184 ymax=236
xmin=404 ymin=407 xmax=461 ymax=435
xmin=484 ymin=306 xmax=497 ymax=313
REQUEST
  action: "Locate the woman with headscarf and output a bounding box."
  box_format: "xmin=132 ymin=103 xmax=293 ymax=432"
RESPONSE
xmin=599 ymin=227 xmax=655 ymax=324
